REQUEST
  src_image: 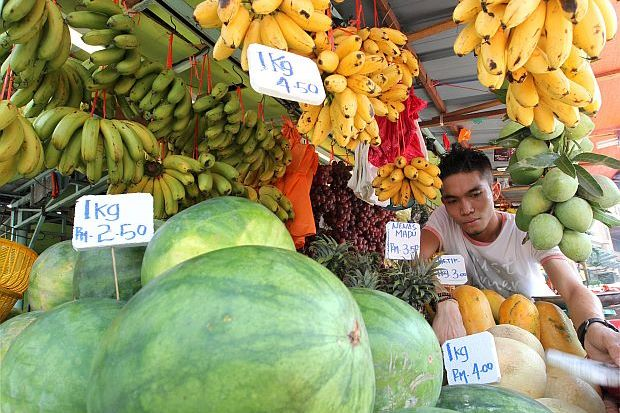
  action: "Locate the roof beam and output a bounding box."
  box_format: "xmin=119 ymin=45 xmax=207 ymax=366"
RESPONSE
xmin=419 ymin=108 xmax=506 ymax=127
xmin=448 ymin=100 xmax=503 ymax=116
xmin=407 ymin=18 xmax=456 ymax=42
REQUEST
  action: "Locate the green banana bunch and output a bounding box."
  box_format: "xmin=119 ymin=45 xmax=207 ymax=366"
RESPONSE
xmin=0 ymin=100 xmax=45 ymax=187
xmin=256 ymin=185 xmax=295 ymax=222
xmin=66 ymin=0 xmax=140 ymax=91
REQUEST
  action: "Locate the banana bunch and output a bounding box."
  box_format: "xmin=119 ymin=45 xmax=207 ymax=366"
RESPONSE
xmin=452 ymin=0 xmax=616 ymax=132
xmin=109 ymin=155 xmax=205 ymax=219
xmin=66 ymin=0 xmax=142 ymax=90
xmin=193 ymin=0 xmax=333 ymax=68
xmin=0 ymin=101 xmax=45 ymax=187
xmin=372 ymin=156 xmax=442 ymax=207
xmin=253 ymin=185 xmax=295 ymax=222
xmin=112 ymin=61 xmax=194 ymax=142
xmin=7 ymin=58 xmax=92 ymax=118
xmin=32 ymin=106 xmax=161 ymax=184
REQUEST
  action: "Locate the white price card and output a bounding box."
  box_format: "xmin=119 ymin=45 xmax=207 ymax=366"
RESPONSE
xmin=436 ymin=254 xmax=468 ymax=285
xmin=442 ymin=331 xmax=501 ymax=385
xmin=247 ymin=43 xmax=326 ymax=105
xmin=384 ymin=222 xmax=420 ymax=260
xmin=72 ymin=193 xmax=154 ymax=251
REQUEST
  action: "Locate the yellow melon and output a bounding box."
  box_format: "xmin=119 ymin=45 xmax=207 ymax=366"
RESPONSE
xmin=544 ymin=370 xmax=605 ymax=413
xmin=493 ymin=336 xmax=547 ymax=398
xmin=488 ymin=324 xmax=545 ymax=361
xmin=536 ymin=398 xmax=588 ymax=413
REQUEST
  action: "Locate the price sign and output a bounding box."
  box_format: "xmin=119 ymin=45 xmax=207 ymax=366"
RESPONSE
xmin=72 ymin=193 xmax=154 ymax=251
xmin=436 ymin=254 xmax=468 ymax=285
xmin=247 ymin=43 xmax=326 ymax=105
xmin=385 ymin=222 xmax=420 ymax=260
xmin=442 ymin=332 xmax=501 ymax=385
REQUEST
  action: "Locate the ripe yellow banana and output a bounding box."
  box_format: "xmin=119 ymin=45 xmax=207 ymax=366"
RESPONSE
xmin=480 ymin=28 xmax=507 ymax=75
xmin=573 ymin=0 xmax=606 ymax=58
xmin=335 ymin=87 xmax=358 ymax=119
xmin=381 ymin=63 xmax=403 ymax=91
xmin=241 ymin=19 xmax=261 ymax=71
xmin=370 ymin=97 xmax=389 ymax=116
xmin=592 ymin=0 xmax=617 ymax=40
xmin=582 ymin=78 xmax=601 ymax=115
xmin=508 ymin=67 xmax=528 ymax=83
xmin=309 ymin=104 xmax=331 ymax=146
xmin=316 ymin=50 xmax=339 ymax=73
xmin=193 ymin=0 xmax=222 ymax=28
xmin=502 ymin=0 xmax=541 ymax=28
xmin=532 ymin=70 xmax=571 ymax=99
xmin=362 ymin=38 xmax=380 ymax=54
xmin=453 ymin=23 xmax=481 ymax=56
xmin=475 ymin=5 xmax=505 ymax=41
xmin=251 ymin=0 xmax=283 ymax=14
xmin=559 ymin=79 xmax=593 ymax=107
xmin=260 ymin=14 xmax=288 ymax=50
xmin=220 ymin=5 xmax=250 ymax=49
xmin=509 ymin=76 xmax=538 ymax=107
xmin=213 ymin=36 xmax=236 ymax=60
xmin=539 ymin=94 xmax=580 ymax=127
xmin=524 ymin=47 xmax=551 ymax=74
xmin=279 ymin=3 xmax=332 ymax=32
xmin=376 ymin=38 xmax=401 ymax=57
xmin=477 ymin=53 xmax=505 ymax=89
xmin=347 ymin=74 xmax=381 ymax=96
xmin=297 ymin=105 xmax=322 ymax=134
xmin=324 ymin=74 xmax=348 ymax=93
xmin=505 ymin=87 xmax=534 ymax=126
xmin=544 ymin=0 xmax=573 ymax=70
xmin=336 ymin=51 xmax=365 ymax=77
xmin=381 ymin=84 xmax=409 ymax=102
xmin=565 ymin=61 xmax=596 ymax=96
xmin=313 ymin=31 xmax=331 ymax=53
xmin=561 ymin=45 xmax=588 ymax=75
xmin=334 ymin=35 xmax=362 ymax=60
xmin=532 ymin=104 xmax=557 ymax=134
xmin=453 ymin=0 xmax=483 ymax=24
xmin=357 ymin=54 xmax=387 ymax=75
xmin=559 ymin=0 xmax=588 ymax=23
xmin=217 ymin=0 xmax=240 ymax=23
xmin=506 ymin=1 xmax=546 ymax=71
xmin=274 ymin=11 xmax=315 ymax=55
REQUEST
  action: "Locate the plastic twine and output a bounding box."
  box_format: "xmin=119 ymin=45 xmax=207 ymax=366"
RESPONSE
xmin=166 ymin=33 xmax=174 ymax=69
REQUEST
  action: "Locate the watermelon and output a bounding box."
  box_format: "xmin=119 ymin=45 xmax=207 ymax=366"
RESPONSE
xmin=26 ymin=240 xmax=77 ymax=311
xmin=0 ymin=299 xmax=123 ymax=413
xmin=393 ymin=408 xmax=459 ymax=413
xmin=88 ymin=246 xmax=375 ymax=413
xmin=350 ymin=288 xmax=443 ymax=412
xmin=73 ymin=246 xmax=144 ymax=301
xmin=435 ymin=384 xmax=553 ymax=412
xmin=141 ymin=197 xmax=295 ymax=285
xmin=0 ymin=311 xmax=42 ymax=363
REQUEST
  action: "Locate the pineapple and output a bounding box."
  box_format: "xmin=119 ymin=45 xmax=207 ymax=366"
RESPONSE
xmin=387 ymin=252 xmax=441 ymax=311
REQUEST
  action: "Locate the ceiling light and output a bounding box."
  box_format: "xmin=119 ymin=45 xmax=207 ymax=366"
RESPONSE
xmin=69 ymin=27 xmax=104 ymax=54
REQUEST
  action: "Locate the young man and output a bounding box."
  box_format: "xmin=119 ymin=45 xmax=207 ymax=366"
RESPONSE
xmin=420 ymin=146 xmax=620 ymax=368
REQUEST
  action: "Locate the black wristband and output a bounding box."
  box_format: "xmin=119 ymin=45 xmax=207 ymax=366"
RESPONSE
xmin=577 ymin=318 xmax=619 ymax=348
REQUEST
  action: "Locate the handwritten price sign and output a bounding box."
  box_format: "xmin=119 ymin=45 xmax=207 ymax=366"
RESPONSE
xmin=247 ymin=43 xmax=326 ymax=105
xmin=442 ymin=332 xmax=501 ymax=385
xmin=384 ymin=222 xmax=420 ymax=260
xmin=72 ymin=193 xmax=154 ymax=251
xmin=436 ymin=254 xmax=468 ymax=285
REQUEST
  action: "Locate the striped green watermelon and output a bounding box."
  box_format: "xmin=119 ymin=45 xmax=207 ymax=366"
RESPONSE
xmin=0 ymin=299 xmax=123 ymax=413
xmin=73 ymin=246 xmax=144 ymax=301
xmin=436 ymin=384 xmax=553 ymax=412
xmin=141 ymin=197 xmax=295 ymax=285
xmin=0 ymin=311 xmax=42 ymax=363
xmin=393 ymin=408 xmax=459 ymax=413
xmin=88 ymin=246 xmax=375 ymax=413
xmin=351 ymin=289 xmax=443 ymax=412
xmin=26 ymin=240 xmax=77 ymax=311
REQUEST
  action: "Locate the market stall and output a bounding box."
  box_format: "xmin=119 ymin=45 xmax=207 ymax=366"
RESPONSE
xmin=0 ymin=0 xmax=619 ymax=411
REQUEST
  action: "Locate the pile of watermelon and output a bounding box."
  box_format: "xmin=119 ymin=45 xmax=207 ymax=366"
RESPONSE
xmin=1 ymin=197 xmax=554 ymax=412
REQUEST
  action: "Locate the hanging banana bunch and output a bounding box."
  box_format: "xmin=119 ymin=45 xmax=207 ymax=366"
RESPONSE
xmin=372 ymin=156 xmax=442 ymax=207
xmin=297 ymin=25 xmax=419 ymax=151
xmin=453 ymin=0 xmax=616 ymax=132
xmin=0 ymin=100 xmax=46 ymax=186
xmin=32 ymin=106 xmax=161 ymax=185
xmin=66 ymin=0 xmax=141 ymax=91
xmin=193 ymin=0 xmax=333 ymax=67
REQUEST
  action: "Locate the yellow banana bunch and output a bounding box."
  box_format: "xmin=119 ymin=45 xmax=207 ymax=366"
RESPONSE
xmin=195 ymin=0 xmax=333 ymax=63
xmin=372 ymin=156 xmax=442 ymax=207
xmin=452 ymin=0 xmax=614 ymax=132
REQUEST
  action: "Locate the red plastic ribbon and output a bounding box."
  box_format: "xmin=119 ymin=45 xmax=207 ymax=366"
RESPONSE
xmin=330 ymin=143 xmax=334 ymax=164
xmin=102 ymin=90 xmax=107 ymax=119
xmin=1 ymin=65 xmax=11 ymax=100
xmin=166 ymin=33 xmax=174 ymax=69
xmin=257 ymin=100 xmax=264 ymax=121
xmin=188 ymin=55 xmax=195 ymax=96
xmin=373 ymin=0 xmax=379 ymax=27
xmin=355 ymin=0 xmax=364 ymax=29
xmin=90 ymin=90 xmax=99 ymax=117
xmin=442 ymin=132 xmax=450 ymax=151
xmin=51 ymin=172 xmax=60 ymax=198
xmin=199 ymin=56 xmax=207 ymax=94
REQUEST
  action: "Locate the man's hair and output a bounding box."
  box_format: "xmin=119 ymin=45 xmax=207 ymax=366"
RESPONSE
xmin=439 ymin=145 xmax=493 ymax=185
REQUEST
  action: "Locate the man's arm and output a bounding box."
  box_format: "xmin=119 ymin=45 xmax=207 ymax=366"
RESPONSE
xmin=544 ymin=258 xmax=620 ymax=366
xmin=421 ymin=229 xmax=467 ymax=344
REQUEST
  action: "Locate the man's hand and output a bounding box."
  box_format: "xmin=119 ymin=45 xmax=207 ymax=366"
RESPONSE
xmin=432 ymin=299 xmax=467 ymax=344
xmin=584 ymin=323 xmax=620 ymax=366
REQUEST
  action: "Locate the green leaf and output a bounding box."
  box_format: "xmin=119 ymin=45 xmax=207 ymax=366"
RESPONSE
xmin=592 ymin=208 xmax=620 ymax=228
xmin=572 ymin=153 xmax=620 ymax=169
xmin=553 ymin=154 xmax=576 ymax=178
xmin=574 ymin=164 xmax=604 ymax=198
xmin=490 ymin=128 xmax=529 ymax=148
xmin=507 ymin=152 xmax=560 ymax=173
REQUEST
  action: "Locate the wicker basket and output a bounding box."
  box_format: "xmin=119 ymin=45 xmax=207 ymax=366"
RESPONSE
xmin=0 ymin=238 xmax=38 ymax=322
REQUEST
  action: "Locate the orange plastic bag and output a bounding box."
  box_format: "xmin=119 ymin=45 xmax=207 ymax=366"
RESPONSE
xmin=276 ymin=118 xmax=318 ymax=249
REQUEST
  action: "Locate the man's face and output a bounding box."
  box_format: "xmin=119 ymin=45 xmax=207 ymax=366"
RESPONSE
xmin=441 ymin=171 xmax=500 ymax=236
